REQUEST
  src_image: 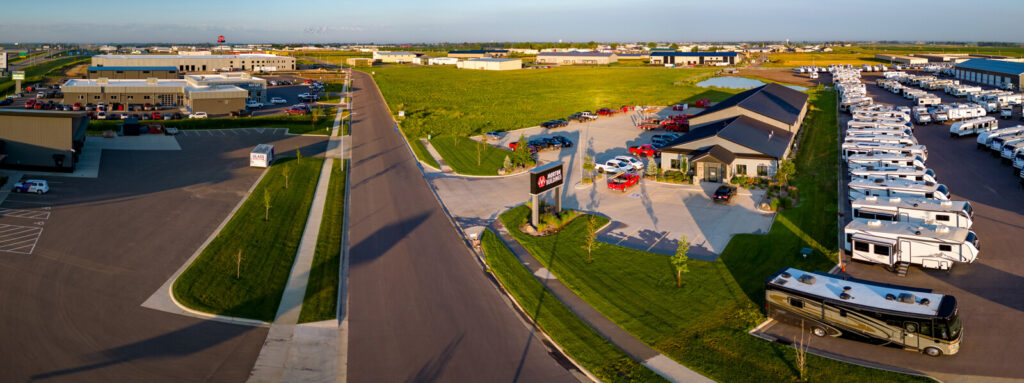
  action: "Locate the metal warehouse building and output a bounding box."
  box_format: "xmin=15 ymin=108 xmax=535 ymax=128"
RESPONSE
xmin=649 ymin=52 xmax=744 ymax=66
xmin=536 ymin=52 xmax=618 ymax=65
xmin=91 ymin=54 xmax=295 ymax=73
xmin=447 ymin=50 xmax=509 ymax=59
xmin=86 ymin=66 xmax=180 ymax=79
xmin=874 ymin=54 xmax=928 ymax=66
xmin=0 ymin=110 xmax=88 ymax=172
xmin=953 ymin=59 xmax=1024 ymax=90
xmin=456 ymin=58 xmax=522 ymax=71
xmin=62 ymin=73 xmax=266 ymax=115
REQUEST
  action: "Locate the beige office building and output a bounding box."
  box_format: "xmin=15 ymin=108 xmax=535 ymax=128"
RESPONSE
xmin=0 ymin=110 xmax=89 ymax=171
xmin=536 ymin=52 xmax=618 ymax=65
xmin=372 ymin=51 xmax=418 ymax=63
xmin=91 ymin=54 xmax=295 ymax=73
xmin=62 ymin=73 xmax=266 ymax=115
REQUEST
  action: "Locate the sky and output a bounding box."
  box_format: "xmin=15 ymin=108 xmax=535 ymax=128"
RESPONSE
xmin=1 ymin=0 xmax=1022 ymax=44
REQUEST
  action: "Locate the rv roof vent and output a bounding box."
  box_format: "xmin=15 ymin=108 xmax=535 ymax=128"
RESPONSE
xmin=780 ymin=272 xmax=792 ymax=279
xmin=874 ymin=179 xmax=884 ymax=184
xmin=868 ymin=220 xmax=883 ymax=227
xmin=941 ymin=201 xmax=953 ymax=207
xmin=774 ymin=278 xmax=788 ymax=285
xmin=936 ymin=226 xmax=950 ymax=234
xmin=925 ymin=181 xmax=936 ymax=187
xmin=843 ymin=286 xmax=852 ymax=291
xmin=885 ymin=293 xmax=896 ymax=301
xmin=890 ymin=197 xmax=901 ymax=203
xmin=915 ymin=166 xmax=924 ymax=171
xmin=920 ymin=298 xmax=930 ymax=306
xmin=866 ymin=153 xmax=874 ymax=157
xmin=865 ymin=196 xmax=878 ymax=201
xmin=912 ymin=203 xmax=919 ymax=207
xmin=915 ymin=230 xmax=922 ymax=235
xmin=840 ymin=292 xmax=852 ymax=300
xmin=797 ymin=274 xmax=816 ymax=285
xmin=898 ymin=293 xmax=916 ymax=304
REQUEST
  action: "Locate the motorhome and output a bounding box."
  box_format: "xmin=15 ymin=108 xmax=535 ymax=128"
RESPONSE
xmin=949 ymin=117 xmax=998 ymax=137
xmin=853 ymin=111 xmax=910 ymax=122
xmin=849 ymin=165 xmax=936 ymax=183
xmin=1014 ymin=150 xmax=1024 ymax=170
xmin=847 ymin=152 xmax=926 ymax=168
xmin=912 ymin=107 xmax=932 ymax=124
xmin=848 ymin=178 xmax=949 ymax=201
xmin=766 ymin=268 xmax=963 ymax=357
xmin=809 ymin=71 xmax=819 ymax=79
xmin=977 ymin=126 xmax=1024 ymax=149
xmin=847 ymin=120 xmax=913 ymax=131
xmin=846 ymin=127 xmax=914 ymax=138
xmin=930 ymin=106 xmax=950 ymax=123
xmin=845 ymin=134 xmax=918 ymax=146
xmin=843 ymin=220 xmax=979 ymax=270
xmin=949 ymin=85 xmax=982 ymax=97
xmin=851 ymin=197 xmax=973 ymax=229
xmin=917 ymin=95 xmax=942 ymax=107
xmin=842 ymin=142 xmax=927 ymax=161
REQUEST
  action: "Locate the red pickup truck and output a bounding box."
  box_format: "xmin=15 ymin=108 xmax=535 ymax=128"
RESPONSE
xmin=607 ymin=173 xmax=640 ymax=192
xmin=629 ymin=144 xmax=660 ymax=157
xmin=596 ymin=108 xmax=616 ymax=116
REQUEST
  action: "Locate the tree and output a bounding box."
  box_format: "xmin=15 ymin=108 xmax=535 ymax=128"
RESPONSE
xmin=795 ymin=320 xmax=810 ymax=382
xmin=610 ymin=43 xmax=618 ymax=50
xmin=296 ymin=149 xmax=302 ymax=163
xmin=476 ymin=135 xmax=488 ymax=166
xmin=645 ymin=158 xmax=658 ymax=178
xmin=235 ymin=249 xmax=243 ymax=279
xmin=512 ymin=134 xmax=532 ymax=167
xmin=582 ymin=215 xmax=598 ymax=263
xmin=282 ymin=163 xmax=292 ymax=189
xmin=263 ymin=189 xmax=271 ymax=221
xmin=503 ymin=155 xmax=512 ymax=172
xmin=691 ymin=46 xmax=699 ymax=52
xmin=670 ymin=43 xmax=679 ymax=50
xmin=647 ymin=42 xmax=658 ymax=49
xmin=582 ymin=154 xmax=596 ymax=182
xmin=775 ymin=159 xmax=796 ymax=187
xmin=671 ymin=236 xmax=691 ymax=288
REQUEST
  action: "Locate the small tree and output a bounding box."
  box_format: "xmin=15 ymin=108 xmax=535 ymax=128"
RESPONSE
xmin=502 ymin=155 xmax=513 ymax=172
xmin=263 ymin=189 xmax=271 ymax=221
xmin=476 ymin=135 xmax=488 ymax=166
xmin=647 ymin=42 xmax=658 ymax=49
xmin=582 ymin=215 xmax=598 ymax=263
xmin=669 ymin=43 xmax=679 ymax=50
xmin=776 ymin=159 xmax=796 ymax=187
xmin=296 ymin=149 xmax=302 ymax=163
xmin=282 ymin=163 xmax=292 ymax=189
xmin=671 ymin=236 xmax=691 ymax=288
xmin=582 ymin=155 xmax=596 ymax=182
xmin=795 ymin=320 xmax=810 ymax=382
xmin=645 ymin=158 xmax=658 ymax=178
xmin=513 ymin=134 xmax=531 ymax=167
xmin=235 ymin=249 xmax=243 ymax=279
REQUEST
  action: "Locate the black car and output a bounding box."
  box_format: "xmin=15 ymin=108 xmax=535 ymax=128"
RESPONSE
xmin=713 ymin=185 xmax=737 ymax=203
xmin=542 ymin=137 xmax=561 ymax=149
xmin=550 ymin=136 xmax=573 ymax=148
xmin=541 ymin=119 xmax=568 ymax=129
xmin=0 ymin=97 xmax=13 ymax=106
xmin=528 ymin=139 xmax=549 ymax=149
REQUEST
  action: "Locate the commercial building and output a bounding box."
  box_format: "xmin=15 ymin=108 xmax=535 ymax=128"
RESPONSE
xmin=346 ymin=58 xmax=374 ymax=66
xmin=0 ymin=50 xmax=7 ymax=72
xmin=372 ymin=51 xmax=418 ymax=63
xmin=536 ymin=52 xmax=618 ymax=65
xmin=447 ymin=50 xmax=509 ymax=59
xmin=0 ymin=110 xmax=89 ymax=172
xmin=616 ymin=53 xmax=648 ymax=61
xmin=91 ymin=54 xmax=295 ymax=73
xmin=659 ymin=83 xmax=809 ymax=182
xmin=874 ymin=54 xmax=928 ymax=66
xmin=953 ymin=59 xmax=1024 ymax=89
xmin=428 ymin=57 xmax=459 ymax=65
xmin=86 ymin=66 xmax=180 ymax=79
xmin=649 ymin=52 xmax=744 ymax=66
xmin=62 ymin=73 xmax=266 ymax=115
xmin=456 ymin=58 xmax=522 ymax=71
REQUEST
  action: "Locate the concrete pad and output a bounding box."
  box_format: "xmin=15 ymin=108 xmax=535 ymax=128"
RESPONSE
xmin=87 ymin=134 xmax=182 ymax=151
xmin=643 ymin=354 xmax=715 ymax=383
xmin=534 ymin=267 xmax=557 ymax=280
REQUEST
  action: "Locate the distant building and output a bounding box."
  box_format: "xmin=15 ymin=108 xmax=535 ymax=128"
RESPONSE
xmin=536 ymin=52 xmax=618 ymax=65
xmin=62 ymin=73 xmax=267 ymax=115
xmin=0 ymin=110 xmax=89 ymax=172
xmin=509 ymin=48 xmax=539 ymax=55
xmin=86 ymin=66 xmax=179 ymax=80
xmin=372 ymin=51 xmax=418 ymax=64
xmin=346 ymin=58 xmax=374 ymax=66
xmin=91 ymin=54 xmax=295 ymax=72
xmin=428 ymin=57 xmax=459 ymax=65
xmin=447 ymin=50 xmax=509 ymax=59
xmin=616 ymin=53 xmax=648 ymax=61
xmin=456 ymin=58 xmax=522 ymax=71
xmin=953 ymin=59 xmax=1024 ymax=89
xmin=649 ymin=52 xmax=744 ymax=66
xmin=874 ymin=54 xmax=927 ymax=66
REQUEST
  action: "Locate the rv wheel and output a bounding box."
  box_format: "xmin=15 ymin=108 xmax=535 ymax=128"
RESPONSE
xmin=811 ymin=326 xmax=827 ymax=337
xmin=924 ymin=347 xmax=942 ymax=357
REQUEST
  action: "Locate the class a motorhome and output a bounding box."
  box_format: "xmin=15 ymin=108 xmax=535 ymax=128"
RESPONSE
xmin=851 ymin=196 xmax=973 ymax=229
xmin=948 ymin=116 xmax=998 ymax=137
xmin=845 ymin=134 xmax=919 ymax=146
xmin=843 ymin=220 xmax=979 ymax=270
xmin=849 ymin=165 xmax=936 ymax=183
xmin=847 ymin=152 xmax=926 ymax=168
xmin=976 ymin=125 xmax=1024 ymax=149
xmin=848 ymin=178 xmax=949 ymax=201
xmin=842 ymin=142 xmax=927 ymax=161
xmin=765 ymin=268 xmax=963 ymax=356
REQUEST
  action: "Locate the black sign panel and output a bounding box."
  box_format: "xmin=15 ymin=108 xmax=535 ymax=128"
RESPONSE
xmin=530 ymin=161 xmax=564 ymax=194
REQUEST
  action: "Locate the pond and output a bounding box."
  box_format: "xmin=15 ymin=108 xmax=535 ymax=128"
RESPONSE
xmin=697 ymin=76 xmax=808 ymax=92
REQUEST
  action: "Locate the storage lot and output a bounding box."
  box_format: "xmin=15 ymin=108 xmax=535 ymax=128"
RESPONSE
xmin=0 ymin=131 xmax=327 ymax=381
xmin=758 ymin=71 xmax=1024 ymax=381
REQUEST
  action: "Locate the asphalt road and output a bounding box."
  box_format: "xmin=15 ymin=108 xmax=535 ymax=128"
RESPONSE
xmin=0 ymin=132 xmax=327 ymax=382
xmin=345 ymin=70 xmax=578 ymax=382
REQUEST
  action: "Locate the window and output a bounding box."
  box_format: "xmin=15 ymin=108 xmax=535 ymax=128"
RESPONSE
xmin=110 ymin=96 xmax=117 ymax=100
xmin=839 ymin=309 xmax=848 ymax=317
xmin=939 ymin=245 xmax=952 ymax=252
xmin=854 ymin=241 xmax=869 ymax=252
xmin=789 ymin=298 xmax=804 ymax=308
xmin=127 ymin=96 xmax=133 ymax=100
xmin=143 ymin=71 xmax=150 ymax=74
xmin=735 ymin=164 xmax=747 ymax=175
xmin=873 ymin=244 xmax=891 ymax=256
xmin=94 ymin=96 xmax=100 ymax=100
xmin=670 ymin=159 xmax=681 ymax=170
xmin=757 ymin=165 xmax=769 ymax=177
xmin=144 ymin=96 xmax=151 ymax=100
xmin=936 ymin=215 xmax=950 ymax=222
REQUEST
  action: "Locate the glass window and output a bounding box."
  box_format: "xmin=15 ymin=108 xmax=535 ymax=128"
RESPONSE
xmin=670 ymin=159 xmax=681 ymax=170
xmin=939 ymin=245 xmax=952 ymax=252
xmin=919 ymin=320 xmax=933 ymax=337
xmin=854 ymin=241 xmax=869 ymax=252
xmin=936 ymin=215 xmax=950 ymax=222
xmin=757 ymin=165 xmax=769 ymax=176
xmin=735 ymin=164 xmax=747 ymax=175
xmin=789 ymin=298 xmax=803 ymax=308
xmin=873 ymin=244 xmax=891 ymax=256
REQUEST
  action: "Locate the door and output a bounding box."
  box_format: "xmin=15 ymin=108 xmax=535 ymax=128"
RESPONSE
xmin=899 ymin=240 xmax=911 ymax=263
xmin=707 ymin=166 xmax=718 ymax=183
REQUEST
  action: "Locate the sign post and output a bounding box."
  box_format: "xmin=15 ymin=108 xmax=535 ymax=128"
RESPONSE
xmin=528 ymin=161 xmax=565 ymax=228
xmin=12 ymin=71 xmax=25 ymax=95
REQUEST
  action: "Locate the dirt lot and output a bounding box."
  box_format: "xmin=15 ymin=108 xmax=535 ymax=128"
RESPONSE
xmin=733 ymin=68 xmax=830 ymax=87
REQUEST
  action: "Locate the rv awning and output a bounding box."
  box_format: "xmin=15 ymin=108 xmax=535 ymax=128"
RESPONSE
xmin=851 ymin=233 xmax=897 ymax=246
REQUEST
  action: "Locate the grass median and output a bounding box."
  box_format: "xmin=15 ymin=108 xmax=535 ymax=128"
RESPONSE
xmin=87 ymin=106 xmax=337 ymax=135
xmin=481 ymin=229 xmax=666 ymax=383
xmin=173 ymin=157 xmax=324 ymax=321
xmin=429 ymin=136 xmax=510 ymax=175
xmin=299 ymin=159 xmax=346 ymax=323
xmin=1 ymin=56 xmax=90 ymax=96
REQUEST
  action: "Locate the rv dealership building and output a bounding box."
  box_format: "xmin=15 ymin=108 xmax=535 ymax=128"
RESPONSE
xmin=649 ymin=52 xmax=744 ymax=66
xmin=953 ymin=59 xmax=1024 ymax=90
xmin=91 ymin=54 xmax=295 ymax=73
xmin=86 ymin=66 xmax=180 ymax=79
xmin=456 ymin=58 xmax=522 ymax=71
xmin=0 ymin=110 xmax=89 ymax=172
xmin=874 ymin=54 xmax=928 ymax=66
xmin=62 ymin=73 xmax=267 ymax=115
xmin=535 ymin=52 xmax=618 ymax=65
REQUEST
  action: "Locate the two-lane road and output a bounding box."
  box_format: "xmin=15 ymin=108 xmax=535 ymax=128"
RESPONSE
xmin=345 ymin=70 xmax=577 ymax=382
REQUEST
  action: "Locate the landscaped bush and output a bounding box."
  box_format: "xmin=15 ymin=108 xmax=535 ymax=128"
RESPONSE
xmin=769 ymin=198 xmax=780 ymax=211
xmin=779 ymin=196 xmax=793 ymax=209
xmin=662 ymin=170 xmax=690 ymax=184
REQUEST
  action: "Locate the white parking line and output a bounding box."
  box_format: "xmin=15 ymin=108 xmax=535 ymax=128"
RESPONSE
xmin=0 ymin=224 xmax=42 ymax=254
xmin=646 ymin=231 xmax=671 ymax=252
xmin=0 ymin=208 xmax=50 ymax=220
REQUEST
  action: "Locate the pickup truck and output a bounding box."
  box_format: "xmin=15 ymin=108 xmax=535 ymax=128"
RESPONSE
xmin=596 ymin=108 xmax=616 ymax=116
xmin=595 ymin=160 xmax=632 ymax=174
xmin=568 ymin=112 xmax=598 ymax=122
xmin=629 ymin=144 xmax=660 ymax=157
xmin=607 ymin=173 xmax=640 ymax=192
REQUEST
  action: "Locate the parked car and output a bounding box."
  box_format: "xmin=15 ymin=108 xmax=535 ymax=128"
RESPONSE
xmin=172 ymin=112 xmax=183 ymax=119
xmin=285 ymin=107 xmax=308 ymax=115
xmin=595 ymin=159 xmax=632 ymax=174
xmin=596 ymin=108 xmax=616 ymax=116
xmin=231 ymin=109 xmax=253 ymax=117
xmin=549 ymin=136 xmax=573 ymax=148
xmin=541 ymin=119 xmax=568 ymax=129
xmin=96 ymin=111 xmax=107 ymax=120
xmin=568 ymin=112 xmax=598 ymax=122
xmin=607 ymin=173 xmax=640 ymax=192
xmin=672 ymin=104 xmax=688 ymax=111
xmin=484 ymin=131 xmax=503 ymax=140
xmin=164 ymin=127 xmax=180 ymax=135
xmin=12 ymin=179 xmax=49 ymax=194
xmin=189 ymin=112 xmax=208 ymax=119
xmin=713 ymin=185 xmax=737 ymax=203
xmin=629 ymin=144 xmax=660 ymax=157
xmin=0 ymin=97 xmax=13 ymax=106
xmin=613 ymin=155 xmax=644 ymax=171
xmin=151 ymin=111 xmax=162 ymax=120
xmin=270 ymin=97 xmax=287 ymax=104
xmin=246 ymin=101 xmax=265 ymax=109
xmin=651 ymin=133 xmax=682 ymax=147
xmin=24 ymin=99 xmax=36 ymax=109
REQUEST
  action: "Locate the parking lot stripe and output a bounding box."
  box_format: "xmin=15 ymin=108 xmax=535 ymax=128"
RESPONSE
xmin=0 ymin=209 xmax=50 ymax=220
xmin=646 ymin=231 xmax=671 ymax=252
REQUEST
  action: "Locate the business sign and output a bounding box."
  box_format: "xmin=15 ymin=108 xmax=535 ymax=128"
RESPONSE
xmin=529 ymin=161 xmax=564 ymax=195
xmin=12 ymin=71 xmax=25 ymax=80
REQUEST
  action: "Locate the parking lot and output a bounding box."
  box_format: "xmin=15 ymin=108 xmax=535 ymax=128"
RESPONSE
xmin=0 ymin=130 xmax=327 ymax=381
xmin=757 ymin=71 xmax=1024 ymax=382
xmin=433 ymin=110 xmax=773 ymax=258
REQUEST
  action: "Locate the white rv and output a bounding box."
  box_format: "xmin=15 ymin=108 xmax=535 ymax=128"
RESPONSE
xmin=843 ymin=220 xmax=979 ymax=270
xmin=852 ymin=110 xmax=910 ymax=122
xmin=851 ymin=197 xmax=974 ymax=229
xmin=849 ymin=165 xmax=936 ymax=183
xmin=948 ymin=117 xmax=998 ymax=137
xmin=991 ymin=133 xmax=1024 ymax=153
xmin=842 ymin=142 xmax=928 ymax=161
xmin=1000 ymin=141 xmax=1024 ymax=163
xmin=847 ymin=152 xmax=926 ymax=168
xmin=912 ymin=106 xmax=932 ymax=125
xmin=1001 ymin=106 xmax=1014 ymax=119
xmin=841 ymin=97 xmax=873 ymax=113
xmin=845 ymin=134 xmax=919 ymax=146
xmin=977 ymin=126 xmax=1024 ymax=149
xmin=249 ymin=144 xmax=275 ymax=168
xmin=917 ymin=96 xmax=942 ymax=107
xmin=846 ymin=127 xmax=914 ymax=138
xmin=1014 ymin=150 xmax=1024 ymax=170
xmin=946 ymin=104 xmax=987 ymax=121
xmin=848 ymin=119 xmax=913 ymax=131
xmin=848 ymin=178 xmax=949 ymax=201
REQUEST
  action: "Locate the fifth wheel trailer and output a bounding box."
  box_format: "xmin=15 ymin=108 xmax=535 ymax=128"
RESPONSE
xmin=847 ymin=152 xmax=926 ymax=168
xmin=849 ymin=165 xmax=936 ymax=183
xmin=844 ymin=220 xmax=979 ymax=271
xmin=851 ymin=197 xmax=973 ymax=229
xmin=978 ymin=126 xmax=1024 ymax=149
xmin=848 ymin=178 xmax=949 ymax=201
xmin=949 ymin=117 xmax=998 ymax=137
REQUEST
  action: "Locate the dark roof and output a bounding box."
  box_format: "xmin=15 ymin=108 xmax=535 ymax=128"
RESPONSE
xmin=661 ymin=116 xmax=793 ymax=159
xmin=955 ymin=59 xmax=1024 ymax=76
xmin=448 ymin=50 xmax=508 ymax=54
xmin=88 ymin=66 xmax=178 ymax=71
xmin=693 ymin=83 xmax=808 ymax=126
xmin=537 ymin=52 xmax=615 ymax=57
xmin=0 ymin=109 xmax=88 ymax=118
xmin=690 ymin=145 xmax=736 ymax=164
xmin=650 ymin=52 xmax=739 ymax=57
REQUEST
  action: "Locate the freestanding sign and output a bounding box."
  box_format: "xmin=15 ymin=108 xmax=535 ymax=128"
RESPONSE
xmin=12 ymin=71 xmax=25 ymax=80
xmin=528 ymin=161 xmax=564 ymax=228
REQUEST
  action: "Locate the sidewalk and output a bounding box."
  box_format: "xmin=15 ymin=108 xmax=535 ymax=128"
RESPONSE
xmin=419 ymin=138 xmax=453 ymax=172
xmin=490 ymin=220 xmax=713 ymax=383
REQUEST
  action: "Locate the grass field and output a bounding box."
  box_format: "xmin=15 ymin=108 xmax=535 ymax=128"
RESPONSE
xmin=299 ymin=159 xmax=346 ymax=323
xmin=0 ymin=56 xmax=91 ymax=96
xmin=763 ymin=53 xmax=887 ymax=67
xmin=173 ymin=157 xmax=324 ymax=321
xmin=87 ymin=106 xmax=337 ymax=135
xmin=481 ymin=230 xmax=666 ymax=382
xmin=429 ymin=136 xmax=511 ymax=175
xmin=410 ymin=139 xmax=440 ymax=169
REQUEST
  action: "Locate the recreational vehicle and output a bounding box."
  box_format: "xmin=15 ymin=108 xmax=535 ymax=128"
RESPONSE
xmin=843 ymin=220 xmax=979 ymax=270
xmin=946 ymin=104 xmax=986 ymax=121
xmin=846 ymin=127 xmax=914 ymax=138
xmin=841 ymin=97 xmax=873 ymax=112
xmin=912 ymin=107 xmax=932 ymax=125
xmin=1000 ymin=141 xmax=1024 ymax=163
xmin=990 ymin=133 xmax=1024 ymax=153
xmin=849 ymin=165 xmax=936 ymax=183
xmin=949 ymin=117 xmax=998 ymax=137
xmin=977 ymin=126 xmax=1024 ymax=149
xmin=842 ymin=142 xmax=927 ymax=161
xmin=848 ymin=120 xmax=913 ymax=131
xmin=845 ymin=134 xmax=919 ymax=146
xmin=765 ymin=268 xmax=963 ymax=357
xmin=847 ymin=152 xmax=926 ymax=168
xmin=1001 ymin=106 xmax=1014 ymax=119
xmin=1014 ymin=150 xmax=1024 ymax=170
xmin=848 ymin=178 xmax=949 ymax=201
xmin=851 ymin=197 xmax=973 ymax=229
xmin=917 ymin=96 xmax=942 ymax=107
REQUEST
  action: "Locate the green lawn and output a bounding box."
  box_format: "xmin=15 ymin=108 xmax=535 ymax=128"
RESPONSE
xmin=299 ymin=159 xmax=346 ymax=323
xmin=0 ymin=56 xmax=91 ymax=96
xmin=498 ymin=88 xmax=929 ymax=382
xmin=429 ymin=136 xmax=510 ymax=175
xmin=481 ymin=230 xmax=666 ymax=382
xmin=410 ymin=139 xmax=440 ymax=169
xmin=87 ymin=106 xmax=336 ymax=135
xmin=173 ymin=157 xmax=324 ymax=321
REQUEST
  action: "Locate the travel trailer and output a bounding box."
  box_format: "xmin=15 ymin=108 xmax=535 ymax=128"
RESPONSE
xmin=949 ymin=117 xmax=998 ymax=137
xmin=847 ymin=152 xmax=926 ymax=168
xmin=845 ymin=134 xmax=919 ymax=146
xmin=977 ymin=126 xmax=1024 ymax=149
xmin=843 ymin=220 xmax=979 ymax=270
xmin=848 ymin=178 xmax=949 ymax=201
xmin=842 ymin=142 xmax=927 ymax=161
xmin=851 ymin=197 xmax=973 ymax=229
xmin=848 ymin=165 xmax=936 ymax=183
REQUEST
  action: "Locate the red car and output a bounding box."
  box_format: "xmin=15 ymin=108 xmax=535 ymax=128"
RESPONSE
xmin=629 ymin=144 xmax=660 ymax=157
xmin=607 ymin=173 xmax=640 ymax=192
xmin=285 ymin=108 xmax=308 ymax=115
xmin=596 ymin=108 xmax=616 ymax=116
xmin=620 ymin=105 xmax=634 ymax=112
xmin=24 ymin=99 xmax=36 ymax=109
xmin=695 ymin=98 xmax=711 ymax=108
xmin=672 ymin=104 xmax=687 ymax=111
xmin=72 ymin=102 xmax=82 ymax=111
xmin=151 ymin=111 xmax=162 ymax=120
xmin=662 ymin=121 xmax=689 ymax=132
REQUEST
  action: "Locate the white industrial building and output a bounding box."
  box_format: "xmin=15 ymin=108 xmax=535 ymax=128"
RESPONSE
xmin=456 ymin=58 xmax=522 ymax=71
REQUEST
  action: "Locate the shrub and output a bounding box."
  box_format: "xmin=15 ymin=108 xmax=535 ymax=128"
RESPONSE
xmin=779 ymin=196 xmax=793 ymax=209
xmin=770 ymin=198 xmax=780 ymax=211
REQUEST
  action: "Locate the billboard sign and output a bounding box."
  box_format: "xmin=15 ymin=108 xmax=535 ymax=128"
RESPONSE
xmin=529 ymin=161 xmax=564 ymax=195
xmin=12 ymin=71 xmax=25 ymax=80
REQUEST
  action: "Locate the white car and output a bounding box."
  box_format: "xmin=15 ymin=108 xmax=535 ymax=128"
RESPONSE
xmin=270 ymin=97 xmax=287 ymax=104
xmin=613 ymin=156 xmax=645 ymax=171
xmin=12 ymin=179 xmax=49 ymax=194
xmin=245 ymin=101 xmax=264 ymax=109
xmin=189 ymin=112 xmax=208 ymax=119
xmin=595 ymin=160 xmax=632 ymax=174
xmin=96 ymin=112 xmax=107 ymax=120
